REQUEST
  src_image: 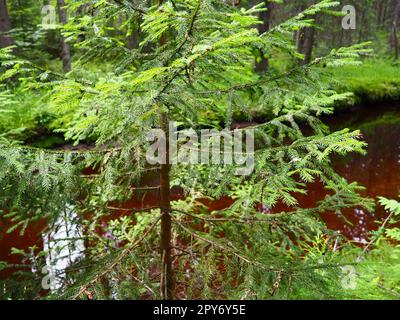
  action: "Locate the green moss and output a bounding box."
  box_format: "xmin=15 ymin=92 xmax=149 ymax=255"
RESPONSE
xmin=329 ymin=59 xmax=400 ymax=107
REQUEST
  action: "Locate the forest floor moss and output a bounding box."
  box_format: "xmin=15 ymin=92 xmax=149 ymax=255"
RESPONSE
xmin=329 ymin=59 xmax=400 ymax=108
xmin=237 ymin=58 xmax=400 ymax=122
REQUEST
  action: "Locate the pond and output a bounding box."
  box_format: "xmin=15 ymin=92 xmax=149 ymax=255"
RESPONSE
xmin=323 ymin=102 xmax=400 ymax=241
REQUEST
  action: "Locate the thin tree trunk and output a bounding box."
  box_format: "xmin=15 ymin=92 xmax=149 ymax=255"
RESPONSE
xmin=295 ymin=2 xmax=316 ymax=65
xmin=159 ymin=112 xmax=173 ymax=300
xmin=256 ymin=0 xmax=273 ymax=73
xmin=57 ymin=0 xmax=72 ymax=71
xmin=376 ymin=0 xmax=384 ymax=27
xmin=302 ymin=26 xmax=315 ymax=65
xmin=382 ymin=0 xmax=389 ymax=27
xmin=295 ymin=3 xmax=307 ymax=64
xmin=126 ymin=17 xmax=141 ymax=50
xmin=158 ymin=0 xmax=174 ymax=300
xmin=358 ymin=6 xmax=366 ymax=42
xmin=392 ymin=0 xmax=400 ymax=59
xmin=0 ymin=0 xmax=13 ymax=48
xmin=297 ymin=26 xmax=315 ymax=65
xmin=296 ymin=28 xmax=305 ymax=54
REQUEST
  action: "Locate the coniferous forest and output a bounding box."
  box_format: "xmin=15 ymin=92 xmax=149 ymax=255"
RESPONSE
xmin=0 ymin=0 xmax=400 ymax=301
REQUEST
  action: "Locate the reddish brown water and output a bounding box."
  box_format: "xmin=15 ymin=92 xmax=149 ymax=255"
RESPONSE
xmin=0 ymin=220 xmax=44 ymax=279
xmin=324 ymin=103 xmax=400 ymax=241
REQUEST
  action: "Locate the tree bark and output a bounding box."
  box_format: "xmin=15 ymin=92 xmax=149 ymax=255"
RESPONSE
xmin=382 ymin=0 xmax=390 ymax=27
xmin=295 ymin=3 xmax=306 ymax=63
xmin=126 ymin=17 xmax=141 ymax=50
xmin=256 ymin=0 xmax=273 ymax=73
xmin=297 ymin=26 xmax=315 ymax=65
xmin=159 ymin=112 xmax=174 ymax=300
xmin=392 ymin=0 xmax=400 ymax=59
xmin=294 ymin=2 xmax=316 ymax=65
xmin=0 ymin=0 xmax=13 ymax=48
xmin=376 ymin=0 xmax=385 ymax=27
xmin=302 ymin=26 xmax=315 ymax=65
xmin=158 ymin=0 xmax=174 ymax=300
xmin=57 ymin=0 xmax=72 ymax=71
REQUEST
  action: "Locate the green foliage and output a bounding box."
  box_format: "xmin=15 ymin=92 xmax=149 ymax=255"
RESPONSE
xmin=379 ymin=197 xmax=400 ymax=216
xmin=0 ymin=0 xmax=385 ymax=300
xmin=329 ymin=59 xmax=400 ymax=105
xmin=350 ymin=243 xmax=400 ymax=300
xmin=341 ymin=197 xmax=400 ymax=300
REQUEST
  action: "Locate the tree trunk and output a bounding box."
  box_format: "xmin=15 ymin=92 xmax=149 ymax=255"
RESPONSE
xmin=159 ymin=112 xmax=174 ymax=300
xmin=0 ymin=0 xmax=13 ymax=48
xmin=295 ymin=2 xmax=316 ymax=65
xmin=295 ymin=3 xmax=306 ymax=63
xmin=256 ymin=0 xmax=273 ymax=73
xmin=358 ymin=5 xmax=366 ymax=42
xmin=382 ymin=0 xmax=390 ymax=27
xmin=302 ymin=26 xmax=315 ymax=65
xmin=57 ymin=0 xmax=72 ymax=71
xmin=392 ymin=0 xmax=400 ymax=59
xmin=126 ymin=17 xmax=141 ymax=50
xmin=158 ymin=0 xmax=174 ymax=300
xmin=297 ymin=26 xmax=315 ymax=65
xmin=376 ymin=0 xmax=385 ymax=27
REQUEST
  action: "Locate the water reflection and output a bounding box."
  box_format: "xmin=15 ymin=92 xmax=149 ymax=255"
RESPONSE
xmin=327 ymin=103 xmax=400 ymax=240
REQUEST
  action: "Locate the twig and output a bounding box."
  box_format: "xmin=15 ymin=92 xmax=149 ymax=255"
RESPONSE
xmin=106 ymin=206 xmax=159 ymax=213
xmin=360 ymin=211 xmax=394 ymax=256
xmin=172 ymin=208 xmax=277 ymax=223
xmin=72 ymin=214 xmax=162 ymax=299
xmin=171 ymin=215 xmax=259 ymax=266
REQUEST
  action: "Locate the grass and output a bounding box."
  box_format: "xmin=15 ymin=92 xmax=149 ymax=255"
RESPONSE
xmin=329 ymin=59 xmax=400 ymax=107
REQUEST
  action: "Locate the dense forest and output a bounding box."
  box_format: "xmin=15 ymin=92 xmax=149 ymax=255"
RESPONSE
xmin=0 ymin=0 xmax=399 ymax=300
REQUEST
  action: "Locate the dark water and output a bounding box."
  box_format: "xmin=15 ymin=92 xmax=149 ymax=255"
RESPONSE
xmin=1 ymin=103 xmax=400 ymax=270
xmin=324 ymin=103 xmax=400 ymax=241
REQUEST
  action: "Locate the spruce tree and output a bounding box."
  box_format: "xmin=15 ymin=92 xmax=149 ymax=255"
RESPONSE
xmin=0 ymin=0 xmax=374 ymax=299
